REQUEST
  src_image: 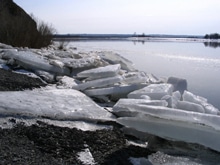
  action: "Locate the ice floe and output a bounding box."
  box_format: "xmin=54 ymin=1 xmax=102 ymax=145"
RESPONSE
xmin=0 ymin=88 xmax=115 ymax=122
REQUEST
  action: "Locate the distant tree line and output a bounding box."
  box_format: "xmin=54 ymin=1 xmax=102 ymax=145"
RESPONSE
xmin=204 ymin=33 xmax=220 ymax=39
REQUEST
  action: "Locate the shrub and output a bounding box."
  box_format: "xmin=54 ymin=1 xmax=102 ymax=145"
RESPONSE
xmin=31 ymin=15 xmax=56 ymax=48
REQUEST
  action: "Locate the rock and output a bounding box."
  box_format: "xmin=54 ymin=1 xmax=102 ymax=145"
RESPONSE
xmin=167 ymin=77 xmax=187 ymax=94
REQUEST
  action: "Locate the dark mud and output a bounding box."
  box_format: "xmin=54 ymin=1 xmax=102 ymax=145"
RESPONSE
xmin=0 ymin=68 xmax=46 ymax=91
xmin=0 ymin=121 xmax=153 ymax=165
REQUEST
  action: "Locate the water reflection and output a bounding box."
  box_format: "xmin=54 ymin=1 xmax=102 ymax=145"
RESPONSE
xmin=203 ymin=42 xmax=220 ymax=48
xmin=132 ymin=40 xmax=145 ymax=45
xmin=132 ymin=40 xmax=220 ymax=49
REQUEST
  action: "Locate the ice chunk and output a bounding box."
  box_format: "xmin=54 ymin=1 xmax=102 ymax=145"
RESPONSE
xmin=183 ymin=90 xmax=207 ymax=104
xmin=49 ymin=59 xmax=64 ymax=68
xmin=57 ymin=76 xmax=79 ymax=89
xmin=118 ymin=115 xmax=220 ymax=152
xmin=122 ymin=71 xmax=149 ymax=84
xmin=98 ymin=51 xmax=136 ymax=71
xmin=201 ymin=102 xmax=219 ymax=115
xmin=0 ymin=89 xmax=115 ymax=122
xmin=148 ymin=151 xmax=206 ymax=165
xmin=84 ymin=84 xmax=147 ymax=97
xmin=177 ymin=101 xmax=205 ymax=113
xmin=73 ymin=75 xmax=123 ymax=91
xmin=113 ymin=99 xmax=168 ymax=117
xmin=183 ymin=90 xmax=219 ymax=115
xmin=62 ymin=56 xmax=103 ymax=69
xmin=140 ymin=95 xmax=151 ymax=100
xmin=115 ymin=104 xmax=220 ymax=130
xmin=161 ymin=95 xmax=173 ymax=108
xmin=164 ymin=91 xmax=182 ymax=108
xmin=146 ymin=73 xmax=162 ymax=83
xmin=35 ymin=70 xmax=55 ymax=83
xmin=77 ymin=64 xmax=121 ymax=79
xmin=3 ymin=50 xmax=70 ymax=75
xmin=128 ymin=83 xmax=174 ymax=100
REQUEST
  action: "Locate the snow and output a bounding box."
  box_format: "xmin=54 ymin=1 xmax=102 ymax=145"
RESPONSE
xmin=77 ymin=148 xmax=96 ymax=165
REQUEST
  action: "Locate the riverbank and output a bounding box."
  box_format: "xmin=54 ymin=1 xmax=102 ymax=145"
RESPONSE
xmin=1 ymin=42 xmax=220 ymax=164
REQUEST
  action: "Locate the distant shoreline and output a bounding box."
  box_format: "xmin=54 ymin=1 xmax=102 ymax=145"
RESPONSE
xmin=53 ymin=34 xmax=220 ymax=43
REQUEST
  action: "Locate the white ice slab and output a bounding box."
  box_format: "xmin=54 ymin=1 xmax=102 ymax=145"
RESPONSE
xmin=183 ymin=90 xmax=219 ymax=115
xmin=84 ymin=84 xmax=147 ymax=97
xmin=3 ymin=50 xmax=70 ymax=75
xmin=118 ymin=115 xmax=220 ymax=152
xmin=98 ymin=51 xmax=136 ymax=71
xmin=0 ymin=89 xmax=115 ymax=122
xmin=128 ymin=83 xmax=174 ymax=100
xmin=77 ymin=64 xmax=121 ymax=79
xmin=115 ymin=104 xmax=220 ymax=130
xmin=113 ymin=98 xmax=168 ymax=117
xmin=62 ymin=56 xmax=102 ymax=69
xmin=122 ymin=71 xmax=149 ymax=84
xmin=176 ymin=101 xmax=205 ymax=113
xmin=73 ymin=75 xmax=123 ymax=91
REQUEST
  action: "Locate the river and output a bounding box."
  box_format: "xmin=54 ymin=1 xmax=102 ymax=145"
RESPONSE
xmin=69 ymin=40 xmax=220 ymax=109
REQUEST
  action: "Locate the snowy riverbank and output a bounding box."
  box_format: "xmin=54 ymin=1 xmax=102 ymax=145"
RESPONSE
xmin=0 ymin=42 xmax=220 ymax=164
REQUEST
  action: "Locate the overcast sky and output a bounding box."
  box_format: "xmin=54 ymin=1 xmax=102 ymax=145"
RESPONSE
xmin=14 ymin=0 xmax=220 ymax=35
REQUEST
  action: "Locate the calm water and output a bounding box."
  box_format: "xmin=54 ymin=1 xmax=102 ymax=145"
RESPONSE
xmin=69 ymin=40 xmax=220 ymax=109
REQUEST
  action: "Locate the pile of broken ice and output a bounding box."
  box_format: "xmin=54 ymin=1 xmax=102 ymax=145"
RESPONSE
xmin=0 ymin=42 xmax=220 ymax=152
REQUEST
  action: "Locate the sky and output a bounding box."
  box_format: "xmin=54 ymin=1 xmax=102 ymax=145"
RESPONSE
xmin=13 ymin=0 xmax=220 ymax=35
